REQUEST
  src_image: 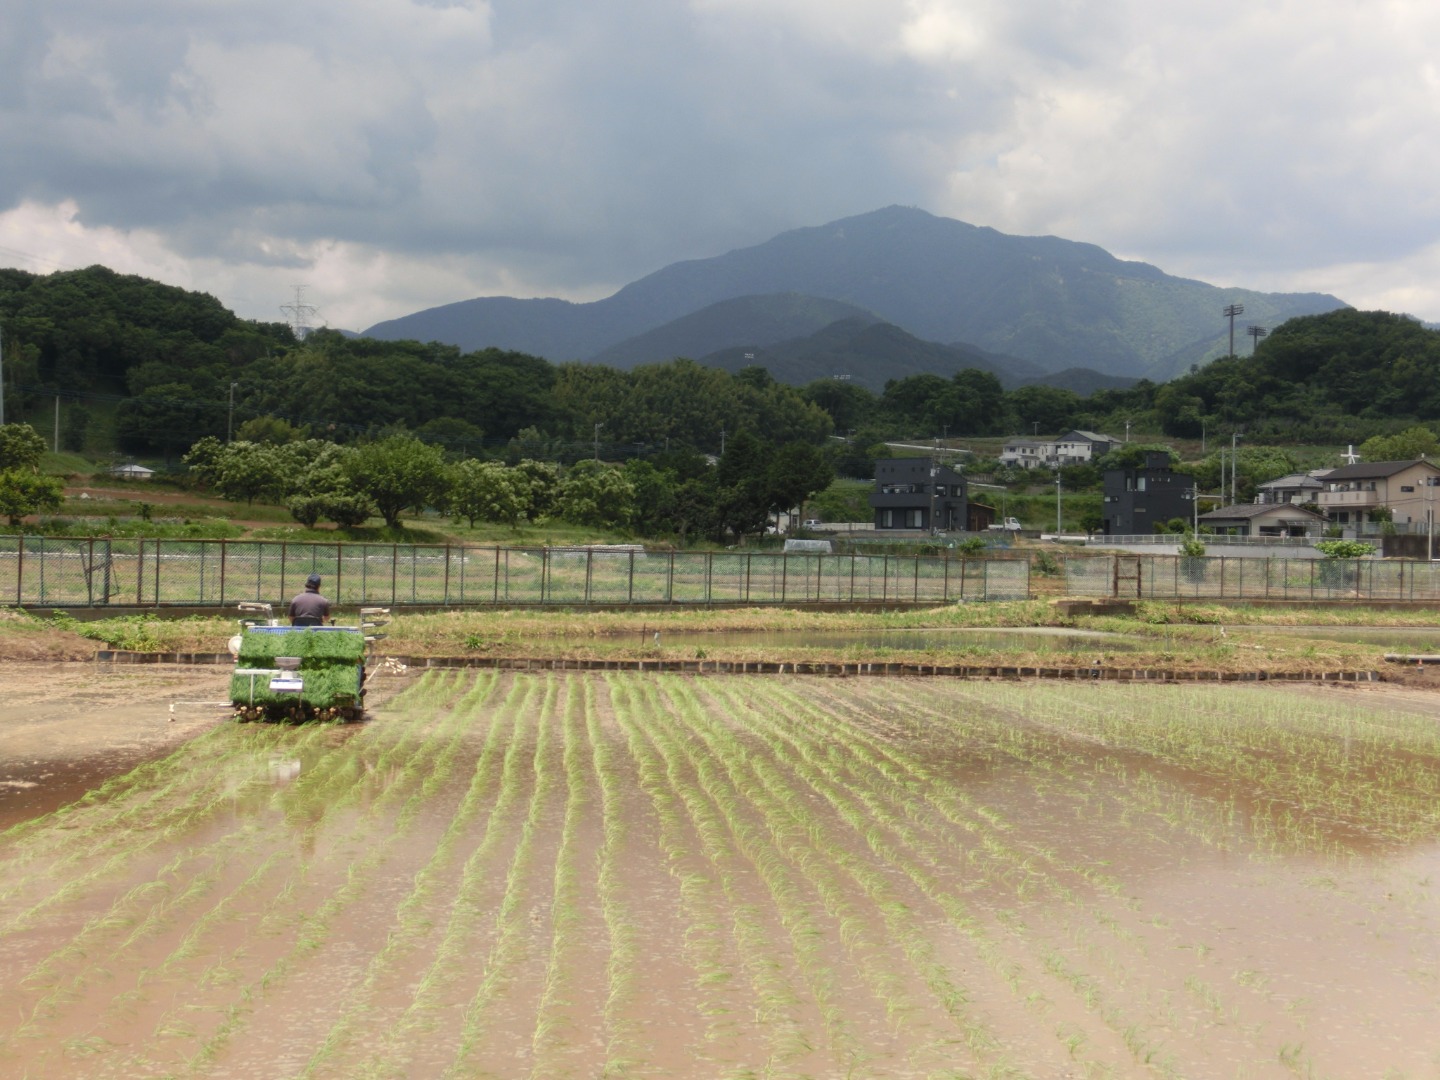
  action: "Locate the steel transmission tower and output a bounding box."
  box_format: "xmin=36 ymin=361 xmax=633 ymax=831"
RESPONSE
xmin=281 ymin=285 xmax=318 ymax=339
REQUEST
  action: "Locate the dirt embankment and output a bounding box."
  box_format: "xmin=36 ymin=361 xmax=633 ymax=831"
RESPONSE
xmin=0 ymin=610 xmax=98 ymax=661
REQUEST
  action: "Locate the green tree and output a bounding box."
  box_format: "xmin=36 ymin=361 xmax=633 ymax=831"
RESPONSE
xmin=345 ymin=434 xmax=448 ymax=528
xmin=554 ymin=460 xmax=635 ymax=529
xmin=0 ymin=470 xmax=64 ymax=526
xmin=513 ymin=459 xmax=560 ymax=520
xmin=450 ymin=459 xmax=529 ymax=528
xmin=1359 ymin=426 xmax=1440 ymax=462
xmin=0 ymin=423 xmax=47 ymax=471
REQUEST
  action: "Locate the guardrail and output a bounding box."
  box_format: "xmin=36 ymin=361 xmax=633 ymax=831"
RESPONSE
xmin=0 ymin=535 xmax=1030 ymax=607
xmin=1091 ymin=534 xmax=1317 ymax=547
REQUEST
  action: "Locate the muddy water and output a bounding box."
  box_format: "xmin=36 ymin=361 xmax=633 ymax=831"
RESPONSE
xmin=1 ymin=671 xmax=1438 ymax=1078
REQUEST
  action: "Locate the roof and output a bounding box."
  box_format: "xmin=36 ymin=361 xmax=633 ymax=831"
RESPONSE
xmin=109 ymin=463 xmax=155 ymax=475
xmin=1322 ymin=459 xmax=1440 ymax=480
xmin=1200 ymin=503 xmax=1325 ymax=521
xmin=1058 ymin=430 xmax=1116 ymax=443
xmin=1256 ymin=473 xmax=1323 ymax=490
xmin=1001 ymin=438 xmax=1048 ymax=448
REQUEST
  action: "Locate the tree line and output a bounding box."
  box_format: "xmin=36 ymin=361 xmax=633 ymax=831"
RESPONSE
xmin=183 ymin=430 xmax=834 ymax=543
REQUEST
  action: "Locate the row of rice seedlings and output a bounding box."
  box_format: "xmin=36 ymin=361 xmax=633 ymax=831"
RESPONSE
xmin=602 ymin=673 xmax=766 ymax=1067
xmin=445 ymin=676 xmax=567 ymax=1077
xmin=642 ymin=675 xmax=892 ymax=1077
xmin=751 ymin=678 xmax=1179 ymax=1076
xmin=692 ymin=677 xmax=1061 ymax=1076
xmin=653 ymin=675 xmax=997 ymax=1079
xmin=527 ymin=676 xmax=593 ymax=1076
xmin=293 ymin=672 xmax=510 ymax=1078
xmin=1001 ymin=683 xmax=1440 ymax=848
xmin=620 ymin=675 xmax=832 ymax=1073
xmin=584 ymin=676 xmax=648 ymax=1076
xmin=913 ymin=682 xmax=1328 ymax=1067
xmin=0 ymin=723 xmax=317 ymax=915
xmin=352 ymin=675 xmax=543 ymax=1078
xmin=0 ymin=681 xmax=454 ymax=1075
xmin=118 ymin=672 xmax=485 ymax=1075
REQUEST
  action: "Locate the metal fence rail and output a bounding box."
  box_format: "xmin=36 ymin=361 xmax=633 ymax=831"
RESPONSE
xmin=1065 ymin=553 xmax=1440 ymax=601
xmin=1 ymin=536 xmax=1029 ymax=607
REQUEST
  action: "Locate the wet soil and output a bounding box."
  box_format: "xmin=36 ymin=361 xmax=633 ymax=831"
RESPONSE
xmin=0 ymin=664 xmax=231 ymax=828
xmin=1 ymin=672 xmax=1437 ymax=1078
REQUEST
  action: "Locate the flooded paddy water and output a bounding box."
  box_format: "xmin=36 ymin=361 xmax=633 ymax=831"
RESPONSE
xmin=1 ymin=668 xmax=1438 ymax=1078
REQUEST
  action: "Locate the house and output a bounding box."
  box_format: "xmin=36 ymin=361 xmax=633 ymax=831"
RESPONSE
xmin=1199 ymin=503 xmax=1326 ymax=537
xmin=109 ymin=463 xmax=156 ymax=480
xmin=1254 ymin=471 xmax=1328 ymax=506
xmin=869 ymin=457 xmax=968 ymax=531
xmin=1315 ymin=459 xmax=1440 ymax=525
xmin=1101 ymin=451 xmax=1194 ymax=535
xmin=998 ymin=438 xmax=1054 ymax=470
xmin=1053 ymin=430 xmax=1119 ymax=465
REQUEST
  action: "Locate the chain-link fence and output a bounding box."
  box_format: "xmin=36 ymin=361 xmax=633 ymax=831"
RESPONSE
xmin=1065 ymin=553 xmax=1440 ymax=601
xmin=1 ymin=536 xmax=1029 ymax=607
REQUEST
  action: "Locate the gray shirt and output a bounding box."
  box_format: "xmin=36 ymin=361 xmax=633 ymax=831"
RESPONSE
xmin=289 ymin=588 xmax=331 ymax=624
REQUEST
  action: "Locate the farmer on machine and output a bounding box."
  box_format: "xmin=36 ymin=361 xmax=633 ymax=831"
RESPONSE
xmin=289 ymin=573 xmax=332 ymax=626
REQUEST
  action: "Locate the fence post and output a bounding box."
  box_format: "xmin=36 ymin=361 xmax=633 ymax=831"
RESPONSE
xmin=667 ymin=550 xmax=675 ymax=603
xmin=135 ymin=537 xmax=143 ymax=604
xmin=335 ymin=542 xmax=343 ymax=606
xmin=913 ymin=556 xmax=920 ymax=601
xmin=153 ymin=539 xmax=162 ymax=604
xmin=585 ymin=549 xmax=594 ymax=605
xmin=882 ymin=553 xmax=888 ymax=602
xmin=280 ymin=541 xmax=288 ymax=604
xmin=778 ymin=553 xmax=786 ymax=604
xmin=219 ymin=539 xmax=227 ymax=605
xmin=943 ymin=555 xmax=950 ymax=601
xmin=86 ymin=537 xmax=95 ymax=605
xmin=627 ymin=549 xmax=635 ymax=604
xmin=16 ymin=536 xmax=24 ymax=605
xmin=705 ymin=552 xmax=713 ymax=604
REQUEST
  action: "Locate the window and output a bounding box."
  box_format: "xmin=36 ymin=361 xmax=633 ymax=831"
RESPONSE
xmin=1402 ymin=486 xmax=1415 ymax=493
xmin=880 ymin=509 xmax=894 ymax=527
xmin=906 ymin=509 xmax=923 ymax=528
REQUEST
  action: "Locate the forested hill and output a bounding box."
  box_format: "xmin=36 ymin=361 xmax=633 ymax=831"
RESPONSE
xmin=0 ymin=264 xmax=294 ymax=394
xmin=364 ymin=206 xmax=1347 ymax=377
xmin=1154 ymin=309 xmax=1440 ymax=441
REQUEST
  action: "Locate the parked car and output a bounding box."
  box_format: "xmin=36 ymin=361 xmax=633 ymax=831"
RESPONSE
xmin=988 ymin=517 xmax=1022 ymax=532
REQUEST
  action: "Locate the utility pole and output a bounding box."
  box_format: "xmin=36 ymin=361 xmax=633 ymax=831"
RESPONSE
xmin=227 ymin=382 xmax=238 ymax=442
xmin=1231 ymin=432 xmax=1243 ymax=504
xmin=1247 ymin=325 xmax=1268 ymax=354
xmin=1223 ymin=304 xmax=1245 ymax=357
xmin=719 ymin=426 xmax=726 ymax=456
xmin=54 ymin=395 xmax=60 ymax=453
xmin=593 ymin=422 xmax=603 ymax=462
xmin=1125 ymin=419 xmax=1131 ymax=444
xmin=1055 ymin=471 xmax=1062 ymax=535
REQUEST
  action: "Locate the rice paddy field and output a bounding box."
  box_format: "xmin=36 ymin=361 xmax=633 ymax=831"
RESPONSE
xmin=3 ymin=670 xmax=1440 ymax=1079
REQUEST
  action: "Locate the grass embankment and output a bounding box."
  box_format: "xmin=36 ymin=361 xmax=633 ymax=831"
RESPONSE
xmin=22 ymin=600 xmax=1422 ymax=676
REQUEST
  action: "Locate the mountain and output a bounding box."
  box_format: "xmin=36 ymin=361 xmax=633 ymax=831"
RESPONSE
xmin=589 ymin=293 xmax=876 ymax=369
xmin=363 ymin=206 xmax=1347 ymax=377
xmin=695 ymin=317 xmax=1046 ymax=391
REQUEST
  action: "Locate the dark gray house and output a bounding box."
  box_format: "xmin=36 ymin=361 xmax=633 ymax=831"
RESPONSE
xmin=1102 ymin=451 xmax=1194 ymax=535
xmin=870 ymin=457 xmax=969 ymax=531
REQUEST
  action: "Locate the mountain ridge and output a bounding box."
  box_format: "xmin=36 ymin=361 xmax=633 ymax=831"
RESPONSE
xmin=363 ymin=206 xmax=1347 ymax=379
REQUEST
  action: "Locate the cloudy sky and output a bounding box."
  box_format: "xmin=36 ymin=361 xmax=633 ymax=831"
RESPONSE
xmin=3 ymin=0 xmax=1439 ymax=331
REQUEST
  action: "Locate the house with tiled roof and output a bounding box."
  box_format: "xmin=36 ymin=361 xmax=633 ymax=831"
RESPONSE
xmin=1316 ymin=459 xmax=1440 ymax=526
xmin=1199 ymin=503 xmax=1326 ymax=537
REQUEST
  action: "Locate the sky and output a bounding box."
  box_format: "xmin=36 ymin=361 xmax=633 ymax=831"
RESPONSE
xmin=3 ymin=0 xmax=1440 ymax=332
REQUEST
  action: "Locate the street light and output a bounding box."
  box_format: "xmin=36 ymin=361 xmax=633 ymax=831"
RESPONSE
xmin=1223 ymin=303 xmax=1245 ymax=356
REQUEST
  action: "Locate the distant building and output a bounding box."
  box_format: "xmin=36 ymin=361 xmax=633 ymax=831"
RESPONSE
xmin=1316 ymin=459 xmax=1440 ymax=526
xmin=1053 ymin=430 xmax=1119 ymax=465
xmin=869 ymin=458 xmax=969 ymax=531
xmin=1000 ymin=430 xmax=1118 ymax=470
xmin=1199 ymin=503 xmax=1326 ymax=537
xmin=109 ymin=463 xmax=155 ymax=480
xmin=1101 ymin=451 xmax=1193 ymax=535
xmin=1254 ymin=471 xmax=1328 ymax=505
